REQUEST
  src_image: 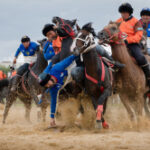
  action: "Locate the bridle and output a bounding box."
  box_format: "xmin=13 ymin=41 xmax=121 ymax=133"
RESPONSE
xmin=75 ymin=32 xmax=96 ymax=54
xmin=59 ymin=18 xmax=75 ymax=39
xmin=102 ymin=28 xmax=127 ymax=45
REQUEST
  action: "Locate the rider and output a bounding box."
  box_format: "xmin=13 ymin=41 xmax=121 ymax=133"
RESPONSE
xmin=71 ymin=23 xmax=125 ymax=85
xmin=117 ymin=3 xmax=150 ymax=90
xmin=11 ymin=36 xmax=39 ymax=92
xmin=42 ymin=24 xmax=62 ymax=61
xmin=38 ymin=54 xmax=78 ymax=127
xmin=139 ymin=8 xmax=150 ymax=54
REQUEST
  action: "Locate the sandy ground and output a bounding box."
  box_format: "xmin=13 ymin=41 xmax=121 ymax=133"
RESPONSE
xmin=0 ymin=95 xmax=150 ymax=150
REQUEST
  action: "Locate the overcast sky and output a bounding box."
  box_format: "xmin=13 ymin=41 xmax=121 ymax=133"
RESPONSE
xmin=0 ymin=0 xmax=150 ymax=62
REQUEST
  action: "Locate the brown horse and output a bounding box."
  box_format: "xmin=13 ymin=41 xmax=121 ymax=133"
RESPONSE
xmin=98 ymin=21 xmax=150 ymax=121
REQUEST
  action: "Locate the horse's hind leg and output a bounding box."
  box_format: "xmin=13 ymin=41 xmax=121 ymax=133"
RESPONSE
xmin=24 ymin=99 xmax=32 ymax=122
xmin=3 ymin=93 xmax=16 ymax=124
xmin=120 ymin=94 xmax=135 ymax=121
xmin=132 ymin=96 xmax=144 ymax=123
xmin=144 ymin=97 xmax=150 ymax=118
xmin=41 ymin=106 xmax=48 ymax=122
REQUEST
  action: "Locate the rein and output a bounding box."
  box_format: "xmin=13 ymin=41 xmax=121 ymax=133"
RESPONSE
xmin=28 ymin=64 xmax=38 ymax=79
xmin=60 ymin=18 xmax=75 ymax=39
xmin=103 ymin=28 xmax=126 ymax=45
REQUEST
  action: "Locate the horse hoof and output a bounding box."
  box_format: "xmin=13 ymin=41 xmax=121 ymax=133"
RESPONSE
xmin=2 ymin=120 xmax=5 ymax=124
xmin=102 ymin=121 xmax=109 ymax=129
xmin=95 ymin=121 xmax=102 ymax=129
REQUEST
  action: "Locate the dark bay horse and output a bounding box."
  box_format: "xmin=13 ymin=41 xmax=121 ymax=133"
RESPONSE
xmin=71 ymin=30 xmax=112 ymax=129
xmin=98 ymin=21 xmax=150 ymax=121
xmin=51 ymin=16 xmax=77 ymax=64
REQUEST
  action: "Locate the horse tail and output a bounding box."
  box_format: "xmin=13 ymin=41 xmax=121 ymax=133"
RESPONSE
xmin=0 ymin=79 xmax=9 ymax=91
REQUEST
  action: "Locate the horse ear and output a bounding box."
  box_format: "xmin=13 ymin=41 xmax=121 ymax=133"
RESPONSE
xmin=116 ymin=22 xmax=121 ymax=27
xmin=76 ymin=23 xmax=81 ymax=32
xmin=109 ymin=20 xmax=114 ymax=24
xmin=71 ymin=19 xmax=77 ymax=26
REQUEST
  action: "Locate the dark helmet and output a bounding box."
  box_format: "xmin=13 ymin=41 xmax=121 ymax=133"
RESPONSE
xmin=42 ymin=24 xmax=55 ymax=36
xmin=38 ymin=72 xmax=51 ymax=86
xmin=118 ymin=3 xmax=133 ymax=15
xmin=21 ymin=35 xmax=30 ymax=43
xmin=82 ymin=22 xmax=96 ymax=37
xmin=140 ymin=8 xmax=150 ymax=16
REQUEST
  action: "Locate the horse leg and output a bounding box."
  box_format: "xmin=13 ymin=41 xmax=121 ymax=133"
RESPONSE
xmin=38 ymin=93 xmax=49 ymax=122
xmin=91 ymin=96 xmax=109 ymax=129
xmin=144 ymin=97 xmax=150 ymax=118
xmin=132 ymin=95 xmax=144 ymax=123
xmin=101 ymin=98 xmax=109 ymax=129
xmin=3 ymin=93 xmax=16 ymax=124
xmin=29 ymin=87 xmax=39 ymax=105
xmin=120 ymin=94 xmax=135 ymax=121
xmin=41 ymin=106 xmax=47 ymax=122
xmin=24 ymin=99 xmax=32 ymax=122
xmin=95 ymin=87 xmax=112 ymax=129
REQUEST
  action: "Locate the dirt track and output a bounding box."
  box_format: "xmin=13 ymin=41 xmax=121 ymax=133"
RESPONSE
xmin=0 ymin=96 xmax=150 ymax=150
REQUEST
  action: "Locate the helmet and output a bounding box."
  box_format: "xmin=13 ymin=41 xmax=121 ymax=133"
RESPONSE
xmin=42 ymin=24 xmax=55 ymax=36
xmin=21 ymin=35 xmax=30 ymax=43
xmin=140 ymin=8 xmax=150 ymax=16
xmin=118 ymin=3 xmax=133 ymax=15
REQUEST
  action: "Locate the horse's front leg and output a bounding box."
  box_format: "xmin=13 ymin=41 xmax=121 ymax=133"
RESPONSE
xmin=95 ymin=86 xmax=112 ymax=129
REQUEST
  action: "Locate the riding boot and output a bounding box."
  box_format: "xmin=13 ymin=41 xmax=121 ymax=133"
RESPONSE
xmin=103 ymin=57 xmax=125 ymax=70
xmin=141 ymin=63 xmax=150 ymax=88
xmin=11 ymin=75 xmax=21 ymax=92
xmin=96 ymin=45 xmax=125 ymax=69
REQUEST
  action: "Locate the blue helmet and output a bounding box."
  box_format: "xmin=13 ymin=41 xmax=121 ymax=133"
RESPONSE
xmin=140 ymin=8 xmax=150 ymax=16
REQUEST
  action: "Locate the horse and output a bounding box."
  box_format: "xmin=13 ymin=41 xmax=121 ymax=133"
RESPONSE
xmin=2 ymin=45 xmax=48 ymax=123
xmin=98 ymin=21 xmax=150 ymax=122
xmin=71 ymin=27 xmax=112 ymax=129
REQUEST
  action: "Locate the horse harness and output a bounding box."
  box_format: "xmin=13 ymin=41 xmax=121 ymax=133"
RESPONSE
xmin=76 ymin=34 xmax=113 ymax=93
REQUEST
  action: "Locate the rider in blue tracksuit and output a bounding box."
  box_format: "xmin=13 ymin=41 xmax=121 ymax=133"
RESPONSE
xmin=38 ymin=54 xmax=77 ymax=127
xmin=11 ymin=36 xmax=39 ymax=92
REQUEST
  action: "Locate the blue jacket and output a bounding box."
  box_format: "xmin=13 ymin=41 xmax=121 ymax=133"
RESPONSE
xmin=43 ymin=41 xmax=55 ymax=61
xmin=147 ymin=22 xmax=150 ymax=37
xmin=15 ymin=42 xmax=38 ymax=58
xmin=44 ymin=55 xmax=76 ymax=118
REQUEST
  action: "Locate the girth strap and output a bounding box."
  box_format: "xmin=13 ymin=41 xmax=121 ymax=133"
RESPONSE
xmin=85 ymin=56 xmax=105 ymax=92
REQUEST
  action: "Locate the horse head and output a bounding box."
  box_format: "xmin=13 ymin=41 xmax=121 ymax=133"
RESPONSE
xmin=52 ymin=16 xmax=77 ymax=28
xmin=97 ymin=21 xmax=126 ymax=45
xmin=71 ymin=23 xmax=95 ymax=55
